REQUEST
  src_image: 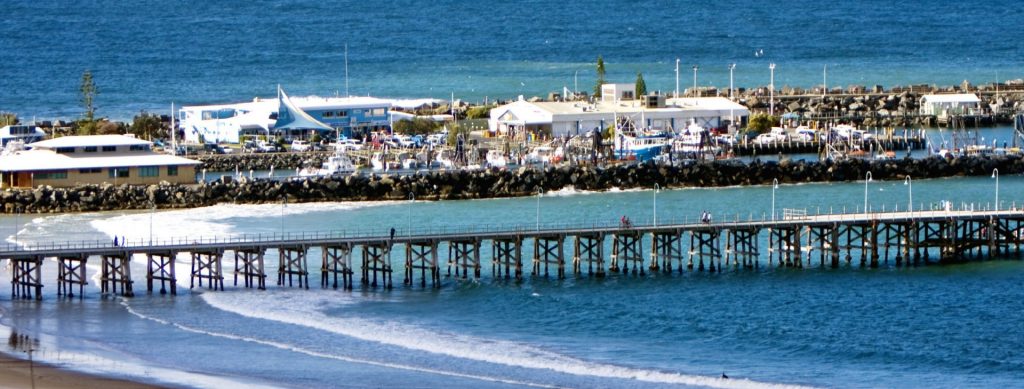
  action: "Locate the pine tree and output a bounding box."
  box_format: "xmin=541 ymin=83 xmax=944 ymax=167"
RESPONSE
xmin=635 ymin=72 xmax=647 ymax=96
xmin=81 ymin=70 xmax=97 ymax=122
xmin=593 ymin=55 xmax=606 ymax=98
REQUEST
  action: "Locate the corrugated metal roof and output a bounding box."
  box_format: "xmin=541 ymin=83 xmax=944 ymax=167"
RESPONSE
xmin=0 ymin=150 xmax=200 ymax=172
xmin=30 ymin=135 xmax=151 ymax=149
xmin=920 ymin=94 xmax=981 ymax=103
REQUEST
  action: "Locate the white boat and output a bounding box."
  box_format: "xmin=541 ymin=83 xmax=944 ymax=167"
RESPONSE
xmin=434 ymin=149 xmax=454 ymax=168
xmin=371 ymin=152 xmax=385 ymax=170
xmin=526 ymin=145 xmax=564 ymax=164
xmin=299 ymin=149 xmax=356 ymax=177
xmin=485 ymin=149 xmax=508 ymax=168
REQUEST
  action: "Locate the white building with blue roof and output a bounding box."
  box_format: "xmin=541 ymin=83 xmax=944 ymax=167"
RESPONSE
xmin=178 ymin=87 xmax=391 ymax=143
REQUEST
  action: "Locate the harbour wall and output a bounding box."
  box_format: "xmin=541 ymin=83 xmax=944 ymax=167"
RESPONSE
xmin=2 ymin=155 xmax=1021 ymax=214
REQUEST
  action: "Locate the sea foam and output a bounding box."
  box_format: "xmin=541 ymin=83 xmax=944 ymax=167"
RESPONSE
xmin=202 ymin=291 xmax=816 ymax=389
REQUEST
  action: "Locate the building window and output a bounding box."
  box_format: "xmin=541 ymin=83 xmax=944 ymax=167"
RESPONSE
xmin=129 ymin=145 xmax=149 ymax=151
xmin=139 ymin=166 xmax=159 ymax=177
xmin=372 ymin=108 xmax=386 ymax=116
xmin=83 ymin=146 xmax=98 ymax=152
xmin=337 ymin=111 xmax=347 ymax=117
xmin=109 ymin=167 xmax=129 ymax=178
xmin=102 ymin=146 xmax=117 ymax=152
xmin=35 ymin=170 xmax=68 ymax=180
xmin=167 ymin=166 xmax=178 ymax=176
xmin=352 ymin=109 xmax=363 ymax=114
xmin=56 ymin=147 xmax=74 ymax=154
xmin=79 ymin=168 xmax=102 ymax=174
xmin=322 ymin=111 xmax=334 ymax=118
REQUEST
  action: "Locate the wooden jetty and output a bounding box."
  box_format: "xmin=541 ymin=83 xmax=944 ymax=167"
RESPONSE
xmin=3 ymin=208 xmax=1024 ymax=300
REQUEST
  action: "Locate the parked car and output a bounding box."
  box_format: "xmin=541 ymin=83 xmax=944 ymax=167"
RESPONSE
xmin=335 ymin=139 xmax=363 ymax=151
xmin=291 ymin=140 xmax=311 ymax=152
xmin=394 ymin=135 xmax=415 ymax=148
xmin=258 ymin=141 xmax=282 ymax=153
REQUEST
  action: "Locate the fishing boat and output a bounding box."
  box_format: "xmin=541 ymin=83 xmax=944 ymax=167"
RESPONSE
xmin=485 ymin=149 xmax=508 ymax=168
xmin=611 ymin=114 xmax=669 ymax=162
xmin=298 ymin=148 xmax=356 ymax=177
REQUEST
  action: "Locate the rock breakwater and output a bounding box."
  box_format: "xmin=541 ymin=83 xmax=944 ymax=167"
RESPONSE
xmin=3 ymin=155 xmax=1021 ymax=214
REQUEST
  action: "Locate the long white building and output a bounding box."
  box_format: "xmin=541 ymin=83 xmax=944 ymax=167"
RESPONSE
xmin=489 ymin=90 xmax=749 ymax=137
xmin=178 ymin=88 xmax=392 ymax=144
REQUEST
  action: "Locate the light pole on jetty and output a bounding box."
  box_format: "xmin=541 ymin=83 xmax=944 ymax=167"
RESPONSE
xmin=864 ymin=171 xmax=873 ymax=213
xmin=281 ymin=197 xmax=287 ymax=239
xmin=675 ymin=58 xmax=680 ymax=98
xmin=535 ymin=189 xmax=543 ymax=231
xmin=992 ymin=168 xmax=999 ymax=210
xmin=653 ymin=184 xmax=660 ymax=227
xmin=408 ymin=192 xmax=414 ymax=236
xmin=904 ymin=176 xmax=913 ymax=218
xmin=769 ymin=63 xmax=776 ymax=116
xmin=771 ymin=178 xmax=778 ymax=221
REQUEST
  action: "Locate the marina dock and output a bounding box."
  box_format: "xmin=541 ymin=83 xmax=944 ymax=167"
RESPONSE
xmin=4 ymin=207 xmax=1023 ymax=299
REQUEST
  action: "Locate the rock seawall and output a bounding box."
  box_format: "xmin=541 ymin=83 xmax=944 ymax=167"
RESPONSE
xmin=3 ymin=155 xmax=1020 ymax=214
xmin=194 ymin=152 xmax=330 ymax=172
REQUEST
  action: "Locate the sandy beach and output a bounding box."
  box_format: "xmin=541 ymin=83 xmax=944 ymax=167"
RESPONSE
xmin=0 ymin=351 xmax=162 ymax=389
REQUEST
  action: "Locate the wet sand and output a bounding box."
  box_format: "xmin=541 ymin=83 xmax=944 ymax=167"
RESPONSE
xmin=0 ymin=351 xmax=163 ymax=389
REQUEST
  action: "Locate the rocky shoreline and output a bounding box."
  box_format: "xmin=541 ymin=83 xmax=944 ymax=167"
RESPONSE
xmin=194 ymin=152 xmax=330 ymax=172
xmin=2 ymin=155 xmax=1019 ymax=214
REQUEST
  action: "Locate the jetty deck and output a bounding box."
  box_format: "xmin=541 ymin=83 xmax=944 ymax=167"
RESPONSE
xmin=4 ymin=208 xmax=1024 ymax=299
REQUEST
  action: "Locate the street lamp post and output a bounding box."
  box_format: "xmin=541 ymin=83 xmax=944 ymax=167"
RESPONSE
xmin=769 ymin=63 xmax=776 ymax=116
xmin=692 ymin=65 xmax=699 ymax=96
xmin=904 ymin=176 xmax=912 ymax=217
xmin=281 ymin=197 xmax=287 ymax=239
xmin=653 ymin=184 xmax=660 ymax=226
xmin=992 ymin=168 xmax=999 ymax=210
xmin=408 ymin=192 xmax=415 ymax=235
xmin=536 ymin=189 xmax=542 ymax=231
xmin=149 ymin=203 xmax=156 ymax=245
xmin=771 ymin=178 xmax=779 ymax=221
xmin=864 ymin=171 xmax=873 ymax=213
xmin=14 ymin=206 xmax=19 ymax=248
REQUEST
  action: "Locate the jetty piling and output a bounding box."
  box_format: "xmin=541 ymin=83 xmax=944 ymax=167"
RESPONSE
xmin=235 ymin=248 xmax=267 ymax=290
xmin=404 ymin=240 xmax=439 ymax=288
xmin=571 ymin=233 xmax=604 ymax=277
xmin=278 ymin=245 xmax=310 ymax=289
xmin=491 ymin=237 xmax=522 ymax=280
xmin=100 ymin=253 xmax=134 ymax=297
xmin=361 ymin=243 xmax=391 ymax=289
xmin=10 ymin=255 xmax=43 ymax=300
xmin=190 ymin=250 xmax=224 ymax=291
xmin=531 ymin=235 xmax=565 ymax=279
xmin=321 ymin=244 xmax=354 ymax=290
xmin=57 ymin=254 xmax=88 ymax=298
xmin=145 ymin=251 xmax=177 ymax=295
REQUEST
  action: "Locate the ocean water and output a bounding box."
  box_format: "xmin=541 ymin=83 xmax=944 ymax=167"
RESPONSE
xmin=2 ymin=176 xmax=1024 ymax=388
xmin=2 ymin=0 xmax=1023 ymax=120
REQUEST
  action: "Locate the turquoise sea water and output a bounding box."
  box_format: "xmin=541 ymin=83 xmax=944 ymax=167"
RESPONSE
xmin=2 ymin=176 xmax=1024 ymax=388
xmin=2 ymin=0 xmax=1023 ymax=120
